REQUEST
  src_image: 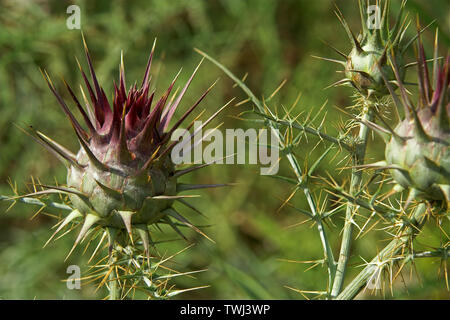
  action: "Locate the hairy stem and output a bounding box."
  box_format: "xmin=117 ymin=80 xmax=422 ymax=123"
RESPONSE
xmin=337 ymin=203 xmax=428 ymax=300
xmin=331 ymin=105 xmax=374 ymax=298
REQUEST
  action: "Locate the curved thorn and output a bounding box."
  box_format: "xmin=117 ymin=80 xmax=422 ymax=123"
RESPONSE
xmin=135 ymin=224 xmax=151 ymax=257
xmin=320 ymin=39 xmax=347 ymax=59
xmin=94 ymin=179 xmax=123 ymax=200
xmin=141 ymin=38 xmax=157 ymax=87
xmin=40 ymin=69 xmax=89 ymax=141
xmin=161 ymin=58 xmax=205 ymax=131
xmin=164 ymin=208 xmax=215 ymax=243
xmin=63 ymin=78 xmax=97 ymax=136
xmin=65 ymin=213 xmax=100 ymax=261
xmin=176 ymin=198 xmax=207 ymax=219
xmin=334 ymin=5 xmax=363 ymax=52
xmin=117 ymin=210 xmax=134 ymax=243
xmin=15 ymin=124 xmax=81 ymax=169
xmin=311 ymin=55 xmax=346 ymax=66
xmin=176 ymin=183 xmax=232 ymax=192
xmin=148 ymin=195 xmax=200 ymax=200
xmin=44 ymin=209 xmax=82 ymax=248
xmin=162 ymin=216 xmax=187 ymax=241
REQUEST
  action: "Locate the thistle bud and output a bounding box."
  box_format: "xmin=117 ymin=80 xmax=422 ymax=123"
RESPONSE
xmin=383 ymin=28 xmax=449 ymax=207
xmin=321 ymin=0 xmax=413 ymax=99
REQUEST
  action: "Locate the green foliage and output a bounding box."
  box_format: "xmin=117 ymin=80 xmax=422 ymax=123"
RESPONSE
xmin=0 ymin=0 xmax=448 ymax=299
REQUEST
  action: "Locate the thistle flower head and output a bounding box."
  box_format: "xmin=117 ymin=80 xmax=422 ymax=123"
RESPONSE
xmin=383 ymin=27 xmax=449 ymax=207
xmin=24 ymin=37 xmax=223 ymax=257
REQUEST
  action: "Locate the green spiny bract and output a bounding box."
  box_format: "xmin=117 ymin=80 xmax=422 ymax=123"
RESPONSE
xmin=382 ymin=29 xmax=449 ymax=208
xmin=27 ymin=38 xmax=221 ymax=257
xmin=322 ymin=0 xmax=412 ymax=99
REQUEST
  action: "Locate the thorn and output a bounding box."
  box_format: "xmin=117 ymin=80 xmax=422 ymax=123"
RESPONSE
xmin=162 ymin=216 xmax=188 ymax=241
xmin=334 ymin=4 xmax=364 ymax=53
xmin=164 ymin=78 xmax=218 ymax=140
xmin=40 ymin=69 xmax=89 ymax=141
xmin=135 ymin=224 xmax=151 ymax=257
xmin=311 ymin=55 xmax=346 ymax=66
xmin=149 ymin=195 xmax=200 ymax=200
xmin=176 ymin=183 xmax=232 ymax=192
xmin=358 ymin=0 xmax=368 ymax=35
xmin=15 ymin=124 xmax=81 ymax=169
xmin=65 ymin=213 xmax=101 ymax=261
xmin=88 ymin=230 xmax=107 ymax=263
xmin=94 ymin=179 xmax=122 ymax=200
xmin=324 ymin=78 xmax=352 ymax=90
xmin=176 ymin=198 xmax=207 ymax=218
xmin=106 ymin=227 xmax=118 ymax=256
xmin=173 ymin=154 xmax=235 ymax=178
xmin=161 ymin=58 xmax=205 ymax=131
xmin=117 ymin=210 xmax=135 ymax=244
xmin=44 ymin=209 xmax=82 ymax=248
xmin=164 ymin=208 xmax=215 ymax=243
xmin=267 ymin=79 xmax=287 ymax=101
xmin=320 ymin=39 xmax=347 ymax=59
xmin=141 ymin=38 xmax=157 ymax=87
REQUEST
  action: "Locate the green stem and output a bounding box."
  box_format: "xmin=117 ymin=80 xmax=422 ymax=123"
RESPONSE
xmin=336 ymin=203 xmax=428 ymax=300
xmin=250 ymin=113 xmax=353 ymax=152
xmin=272 ymin=120 xmax=337 ymax=289
xmin=291 ymin=156 xmax=336 ymax=288
xmin=108 ymin=248 xmax=120 ymax=300
xmin=0 ymin=195 xmax=72 ymax=211
xmin=196 ymin=50 xmax=337 ymax=294
xmin=331 ymin=106 xmax=374 ymax=298
xmin=305 ymin=187 xmax=337 ymax=287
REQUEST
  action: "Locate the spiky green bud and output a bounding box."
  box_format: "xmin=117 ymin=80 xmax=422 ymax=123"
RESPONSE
xmin=322 ymin=0 xmax=415 ymax=99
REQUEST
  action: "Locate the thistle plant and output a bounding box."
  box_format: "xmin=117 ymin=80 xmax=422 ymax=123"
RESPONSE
xmin=1 ymin=0 xmax=448 ymax=301
xmin=197 ymin=0 xmax=449 ymax=300
xmin=2 ymin=37 xmax=226 ymax=299
xmin=337 ymin=25 xmax=449 ymax=299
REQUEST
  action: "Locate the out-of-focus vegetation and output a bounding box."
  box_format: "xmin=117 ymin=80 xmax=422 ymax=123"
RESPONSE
xmin=0 ymin=0 xmax=448 ymax=299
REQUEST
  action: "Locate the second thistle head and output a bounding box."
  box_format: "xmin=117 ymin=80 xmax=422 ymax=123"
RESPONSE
xmin=382 ymin=28 xmax=449 ymax=208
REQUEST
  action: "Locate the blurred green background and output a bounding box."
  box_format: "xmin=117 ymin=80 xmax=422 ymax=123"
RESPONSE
xmin=0 ymin=0 xmax=449 ymax=299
